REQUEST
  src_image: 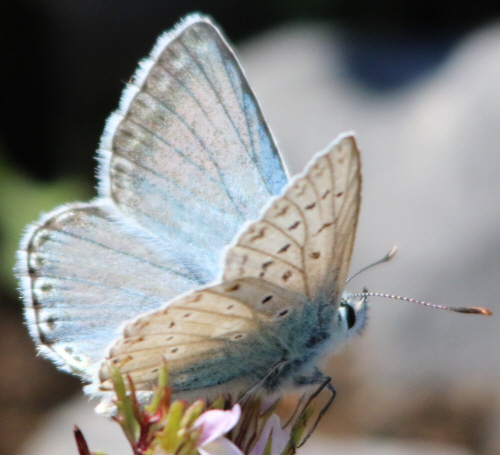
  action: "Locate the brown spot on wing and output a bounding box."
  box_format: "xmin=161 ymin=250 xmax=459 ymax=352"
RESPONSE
xmin=249 ymin=227 xmax=266 ymax=242
xmin=276 ymin=206 xmax=289 ymax=217
xmin=225 ymin=283 xmax=240 ymax=292
xmin=282 ymin=271 xmax=292 ymax=282
xmin=278 ymin=243 xmax=291 ymax=253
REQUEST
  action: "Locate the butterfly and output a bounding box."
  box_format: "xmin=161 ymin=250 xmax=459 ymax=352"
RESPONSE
xmin=17 ymin=14 xmax=368 ymax=404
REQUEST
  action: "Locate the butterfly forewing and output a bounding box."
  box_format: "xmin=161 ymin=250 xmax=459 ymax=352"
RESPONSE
xmin=223 ymin=134 xmax=361 ymax=305
xmin=99 ymin=16 xmax=287 ymax=282
xmin=302 ymin=136 xmax=361 ymax=301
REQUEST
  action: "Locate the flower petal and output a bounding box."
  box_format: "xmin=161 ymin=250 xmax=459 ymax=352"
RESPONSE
xmin=250 ymin=414 xmax=289 ymax=455
xmin=198 ymin=437 xmax=244 ymax=455
xmin=195 ymin=404 xmax=241 ymax=446
xmin=260 ymin=394 xmax=280 ymax=413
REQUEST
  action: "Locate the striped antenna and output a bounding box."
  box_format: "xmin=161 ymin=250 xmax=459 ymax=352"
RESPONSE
xmin=349 ymin=292 xmax=492 ymax=315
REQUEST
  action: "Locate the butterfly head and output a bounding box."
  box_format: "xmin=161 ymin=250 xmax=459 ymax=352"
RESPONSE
xmin=338 ymin=291 xmax=369 ymax=339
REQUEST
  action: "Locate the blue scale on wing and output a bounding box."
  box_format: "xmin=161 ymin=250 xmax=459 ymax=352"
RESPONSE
xmin=21 ymin=203 xmax=201 ymax=377
xmin=104 ymin=22 xmax=287 ymax=283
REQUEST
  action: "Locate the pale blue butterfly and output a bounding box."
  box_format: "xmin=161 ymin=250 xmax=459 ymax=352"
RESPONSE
xmin=17 ymin=14 xmax=367 ymax=404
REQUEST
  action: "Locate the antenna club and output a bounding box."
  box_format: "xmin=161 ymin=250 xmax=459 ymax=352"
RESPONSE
xmin=457 ymin=307 xmax=493 ymax=316
xmin=386 ymin=246 xmax=398 ymax=260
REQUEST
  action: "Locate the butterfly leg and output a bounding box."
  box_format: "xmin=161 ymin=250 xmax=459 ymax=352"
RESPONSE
xmin=237 ymin=359 xmax=289 ymax=403
xmin=282 ymin=392 xmax=306 ymax=429
xmin=292 ymin=369 xmax=336 ymax=447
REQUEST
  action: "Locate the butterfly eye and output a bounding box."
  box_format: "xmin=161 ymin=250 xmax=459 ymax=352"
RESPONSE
xmin=342 ymin=303 xmax=357 ymax=330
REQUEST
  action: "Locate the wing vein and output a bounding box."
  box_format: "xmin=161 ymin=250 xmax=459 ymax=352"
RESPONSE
xmin=232 ymin=244 xmax=305 ymax=275
xmin=118 ymin=117 xmax=223 ymax=188
xmin=28 ymin=228 xmax=194 ymax=281
xmin=180 ymin=31 xmax=273 ymax=194
xmin=173 ymin=304 xmax=254 ymax=320
xmin=111 ymin=144 xmax=240 ymax=223
xmin=140 ymin=89 xmax=245 ymax=218
xmin=29 ymin=275 xmax=167 ymax=302
xmin=155 ymin=58 xmax=263 ymax=194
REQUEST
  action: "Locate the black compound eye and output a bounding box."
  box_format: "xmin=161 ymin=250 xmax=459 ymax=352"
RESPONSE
xmin=344 ymin=303 xmax=356 ymax=330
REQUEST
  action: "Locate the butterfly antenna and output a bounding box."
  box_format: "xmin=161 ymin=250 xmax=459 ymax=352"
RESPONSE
xmin=346 ymin=246 xmax=398 ymax=284
xmin=349 ymin=292 xmax=492 ymax=315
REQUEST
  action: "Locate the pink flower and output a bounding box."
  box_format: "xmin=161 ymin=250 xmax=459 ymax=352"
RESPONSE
xmin=194 ymin=404 xmax=243 ymax=455
xmin=250 ymin=414 xmax=289 ymax=455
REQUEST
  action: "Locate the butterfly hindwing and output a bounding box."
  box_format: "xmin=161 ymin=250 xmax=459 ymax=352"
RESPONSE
xmin=17 ymin=202 xmax=199 ymax=378
xmin=99 ymin=278 xmax=311 ymax=393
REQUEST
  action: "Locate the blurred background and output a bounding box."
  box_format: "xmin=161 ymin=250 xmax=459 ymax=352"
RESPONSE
xmin=1 ymin=1 xmax=499 ymax=454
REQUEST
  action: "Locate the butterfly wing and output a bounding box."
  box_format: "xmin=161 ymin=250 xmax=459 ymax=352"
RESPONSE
xmin=17 ymin=202 xmax=200 ymax=378
xmin=17 ymin=15 xmax=287 ymax=379
xmin=223 ymin=133 xmax=361 ymax=308
xmin=100 ymin=134 xmax=361 ymax=394
xmin=99 ymin=277 xmax=310 ymax=395
xmin=98 ymin=15 xmax=287 ymax=282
